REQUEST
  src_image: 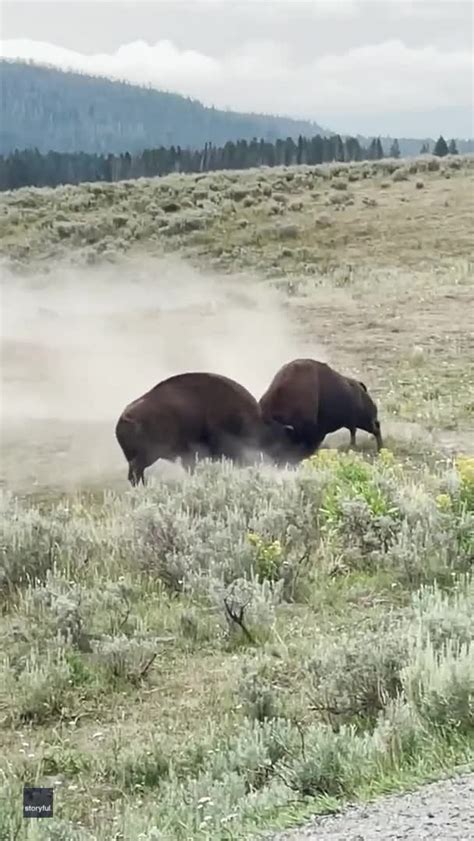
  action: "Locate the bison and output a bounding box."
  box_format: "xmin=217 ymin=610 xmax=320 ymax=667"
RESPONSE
xmin=115 ymin=371 xmax=291 ymax=486
xmin=259 ymin=358 xmax=383 ymax=462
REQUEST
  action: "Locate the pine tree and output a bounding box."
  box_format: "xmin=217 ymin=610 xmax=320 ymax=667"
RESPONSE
xmin=448 ymin=138 xmax=458 ymax=155
xmin=222 ymin=141 xmax=235 ymax=169
xmin=345 ymin=136 xmax=362 ymax=162
xmin=433 ymin=136 xmax=449 ymax=157
xmin=309 ymin=135 xmax=324 ymax=165
xmin=322 ymin=137 xmax=333 ymax=163
xmin=265 ymin=142 xmax=276 ymax=167
xmin=200 ymin=142 xmax=208 ymax=172
xmin=389 ymin=138 xmax=400 ymax=159
xmin=248 ymin=137 xmax=260 ymax=167
xmin=284 ymin=137 xmax=296 ymax=166
xmin=331 ymin=134 xmax=345 ymax=162
xmin=236 ymin=139 xmax=248 ymax=168
xmin=121 ymin=151 xmax=132 ymax=179
xmin=368 ymin=138 xmax=378 ymax=160
xmin=419 ymin=142 xmax=430 ymax=154
xmin=297 ymin=135 xmax=304 ymax=166
xmin=274 ymin=138 xmax=285 ymax=166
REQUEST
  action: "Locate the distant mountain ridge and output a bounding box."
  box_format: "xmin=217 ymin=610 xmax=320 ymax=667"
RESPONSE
xmin=0 ymin=60 xmax=329 ymax=156
xmin=1 ymin=60 xmax=473 ymax=158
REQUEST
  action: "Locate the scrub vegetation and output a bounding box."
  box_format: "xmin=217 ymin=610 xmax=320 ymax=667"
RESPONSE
xmin=0 ymin=154 xmax=473 ymax=839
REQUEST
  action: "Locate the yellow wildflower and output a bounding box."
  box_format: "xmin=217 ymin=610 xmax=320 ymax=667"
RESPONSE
xmin=436 ymin=493 xmax=452 ymax=512
xmin=455 ymin=456 xmax=474 ymax=484
xmin=379 ymin=448 xmax=395 ymax=466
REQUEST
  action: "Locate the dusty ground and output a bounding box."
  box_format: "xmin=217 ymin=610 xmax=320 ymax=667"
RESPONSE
xmin=1 ymin=156 xmax=473 ymax=494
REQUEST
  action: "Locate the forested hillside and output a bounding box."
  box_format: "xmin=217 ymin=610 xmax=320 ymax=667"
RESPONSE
xmin=0 ymin=133 xmax=389 ymax=190
xmin=2 ymin=60 xmax=472 ymax=162
xmin=0 ymin=60 xmax=327 ymax=155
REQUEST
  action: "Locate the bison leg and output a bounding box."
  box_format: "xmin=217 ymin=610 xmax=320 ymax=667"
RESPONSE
xmin=300 ymin=422 xmax=325 ymax=459
xmin=203 ymin=431 xmax=243 ymax=466
xmin=128 ymin=457 xmax=146 ymax=487
xmin=181 ymin=442 xmax=212 ymax=472
xmin=373 ymin=421 xmax=383 ymax=452
xmin=349 ymin=428 xmax=357 ymax=449
xmin=180 ymin=453 xmax=198 ymax=473
xmin=127 ymin=462 xmax=137 ymax=485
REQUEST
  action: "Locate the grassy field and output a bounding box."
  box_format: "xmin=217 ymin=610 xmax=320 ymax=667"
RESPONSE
xmin=0 ymin=154 xmax=473 ymax=839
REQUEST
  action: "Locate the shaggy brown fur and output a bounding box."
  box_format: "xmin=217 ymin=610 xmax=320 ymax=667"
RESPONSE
xmin=115 ymin=371 xmax=289 ymax=485
xmin=259 ymin=358 xmax=383 ymax=463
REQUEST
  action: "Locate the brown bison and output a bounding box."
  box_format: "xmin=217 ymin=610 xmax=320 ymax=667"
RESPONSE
xmin=259 ymin=358 xmax=383 ymax=462
xmin=115 ymin=371 xmax=291 ymax=485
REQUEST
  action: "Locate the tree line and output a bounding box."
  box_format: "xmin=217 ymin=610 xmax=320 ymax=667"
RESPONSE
xmin=0 ymin=133 xmax=458 ymax=192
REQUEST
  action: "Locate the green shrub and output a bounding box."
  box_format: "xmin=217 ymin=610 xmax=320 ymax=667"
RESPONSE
xmin=330 ymin=178 xmax=348 ymax=191
xmin=308 ymin=624 xmax=406 ymax=725
xmin=412 ymin=578 xmax=474 ymax=650
xmin=402 ymin=635 xmax=473 ymax=732
xmin=238 ymin=659 xmax=281 ymax=721
xmin=393 ymin=169 xmax=409 ymax=182
xmin=0 ymin=645 xmax=96 ymax=725
xmin=281 ymin=723 xmax=378 ymax=797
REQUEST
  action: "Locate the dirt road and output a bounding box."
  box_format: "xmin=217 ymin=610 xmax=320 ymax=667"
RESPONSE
xmin=264 ymin=773 xmax=474 ymax=841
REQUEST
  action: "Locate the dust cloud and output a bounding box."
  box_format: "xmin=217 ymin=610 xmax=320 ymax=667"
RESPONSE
xmin=0 ymin=255 xmax=327 ymax=492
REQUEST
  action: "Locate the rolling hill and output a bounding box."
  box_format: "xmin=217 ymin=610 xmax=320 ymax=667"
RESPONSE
xmin=1 ymin=60 xmax=472 ymax=160
xmin=0 ymin=60 xmax=328 ymax=156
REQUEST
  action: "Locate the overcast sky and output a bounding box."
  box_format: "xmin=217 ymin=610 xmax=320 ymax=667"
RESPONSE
xmin=1 ymin=0 xmax=473 ymax=138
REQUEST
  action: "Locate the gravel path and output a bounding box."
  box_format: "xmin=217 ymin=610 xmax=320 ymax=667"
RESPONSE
xmin=264 ymin=773 xmax=474 ymax=840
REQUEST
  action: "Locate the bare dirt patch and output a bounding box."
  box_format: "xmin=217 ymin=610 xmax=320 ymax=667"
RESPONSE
xmin=1 ymin=256 xmax=328 ymax=492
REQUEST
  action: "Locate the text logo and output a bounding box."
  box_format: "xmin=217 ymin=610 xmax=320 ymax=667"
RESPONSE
xmin=23 ymin=787 xmax=54 ymax=819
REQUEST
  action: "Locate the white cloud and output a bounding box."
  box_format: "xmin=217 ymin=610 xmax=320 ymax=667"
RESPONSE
xmin=389 ymin=0 xmax=472 ymax=19
xmin=3 ymin=0 xmax=358 ymax=9
xmin=1 ymin=35 xmax=472 ymax=130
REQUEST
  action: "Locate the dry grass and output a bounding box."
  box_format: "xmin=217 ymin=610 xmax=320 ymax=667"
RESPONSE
xmin=0 ymin=155 xmax=473 ymax=839
xmin=1 ymin=155 xmax=472 ymax=272
xmin=0 ymin=454 xmax=473 ymax=839
xmin=1 ymin=155 xmax=473 ymax=497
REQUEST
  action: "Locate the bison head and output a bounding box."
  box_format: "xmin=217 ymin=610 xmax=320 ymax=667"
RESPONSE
xmin=350 ymin=380 xmax=383 ymax=451
xmin=361 ymin=389 xmax=383 ymax=450
xmin=260 ymin=419 xmax=302 ymax=465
